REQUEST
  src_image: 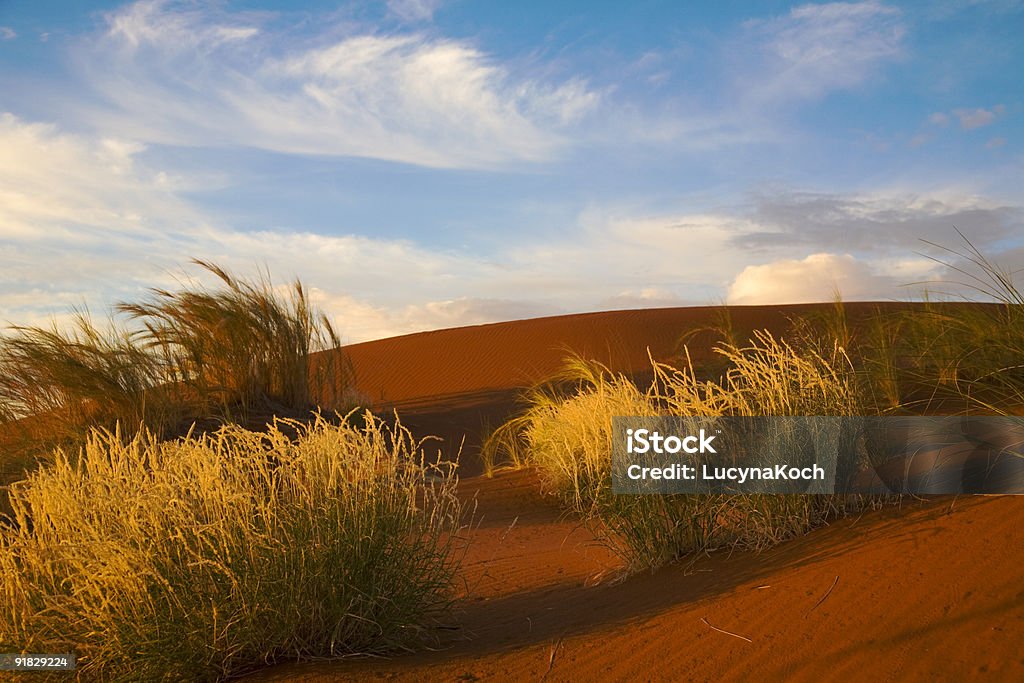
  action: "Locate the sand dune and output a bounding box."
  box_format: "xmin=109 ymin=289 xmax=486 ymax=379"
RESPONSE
xmin=344 ymin=303 xmax=901 ymax=407
xmin=256 ymin=305 xmax=1024 ymax=681
xmin=342 ymin=303 xmax=908 ymax=476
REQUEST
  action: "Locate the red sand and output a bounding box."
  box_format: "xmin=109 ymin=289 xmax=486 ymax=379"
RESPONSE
xmin=252 ymin=305 xmax=1024 ymax=681
xmin=341 ymin=303 xmax=910 ymax=476
xmin=254 ymin=473 xmax=1023 ymax=682
xmin=343 ymin=303 xmax=902 ymax=408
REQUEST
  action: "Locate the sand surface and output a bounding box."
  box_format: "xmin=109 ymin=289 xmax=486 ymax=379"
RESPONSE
xmin=256 ymin=305 xmax=1024 ymax=680
xmin=341 ymin=303 xmax=908 ymax=476
xmin=253 ymin=473 xmax=1023 ymax=682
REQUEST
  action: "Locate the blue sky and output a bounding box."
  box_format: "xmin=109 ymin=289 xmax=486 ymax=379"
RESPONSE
xmin=1 ymin=1 xmax=1022 ymax=342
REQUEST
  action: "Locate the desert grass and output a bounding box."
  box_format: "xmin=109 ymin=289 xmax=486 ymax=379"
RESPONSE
xmin=885 ymin=234 xmax=1024 ymax=413
xmin=0 ymin=311 xmax=182 ymax=452
xmin=0 ymin=412 xmax=463 ymax=681
xmin=119 ymin=260 xmax=352 ymax=420
xmin=0 ymin=261 xmax=354 ymax=473
xmin=486 ymin=235 xmax=1024 ymax=572
xmin=482 ymin=356 xmax=652 ymax=509
xmin=809 ymin=233 xmax=1024 ymax=415
xmin=484 ymin=333 xmax=877 ymax=572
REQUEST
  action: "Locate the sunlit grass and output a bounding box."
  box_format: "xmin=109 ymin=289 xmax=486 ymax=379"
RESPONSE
xmin=0 ymin=412 xmax=463 ymax=680
xmin=484 ymin=333 xmax=877 ymax=572
xmin=484 ymin=235 xmax=1024 ymax=574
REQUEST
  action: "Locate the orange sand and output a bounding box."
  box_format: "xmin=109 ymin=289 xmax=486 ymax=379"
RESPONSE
xmin=255 ymin=304 xmax=1024 ymax=681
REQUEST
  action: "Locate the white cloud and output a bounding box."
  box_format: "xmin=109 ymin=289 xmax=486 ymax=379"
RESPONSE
xmin=2 ymin=114 xmax=1021 ymax=342
xmin=69 ymin=1 xmax=599 ymax=169
xmin=727 ymin=253 xmax=895 ymax=304
xmin=741 ymin=1 xmax=904 ymax=104
xmin=953 ymin=105 xmax=1005 ymax=130
xmin=0 ymin=116 xmax=738 ymax=339
xmin=0 ymin=27 xmax=15 ymax=40
xmin=387 ymin=0 xmax=444 ymax=23
xmin=105 ymin=0 xmax=260 ymax=48
xmin=0 ymin=113 xmax=198 ymax=243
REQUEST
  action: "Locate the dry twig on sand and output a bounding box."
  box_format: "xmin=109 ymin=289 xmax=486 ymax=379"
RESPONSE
xmin=805 ymin=575 xmax=840 ymax=618
xmin=700 ymin=617 xmax=753 ymax=643
xmin=541 ymin=636 xmax=564 ymax=680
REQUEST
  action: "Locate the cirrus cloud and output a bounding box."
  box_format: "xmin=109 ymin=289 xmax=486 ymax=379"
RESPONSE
xmin=71 ymin=0 xmax=600 ymax=169
xmin=739 ymin=1 xmax=905 ymax=105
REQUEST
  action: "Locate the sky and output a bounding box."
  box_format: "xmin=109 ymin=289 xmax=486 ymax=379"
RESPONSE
xmin=0 ymin=0 xmax=1022 ymax=343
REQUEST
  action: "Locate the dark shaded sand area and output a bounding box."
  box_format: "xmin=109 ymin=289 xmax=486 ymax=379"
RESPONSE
xmin=245 ymin=304 xmax=1023 ymax=680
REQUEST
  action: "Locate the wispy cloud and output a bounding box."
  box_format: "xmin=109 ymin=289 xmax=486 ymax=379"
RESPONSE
xmin=3 ymin=113 xmax=1021 ymax=341
xmin=0 ymin=27 xmax=16 ymax=40
xmin=605 ymin=2 xmax=907 ymax=152
xmin=386 ymin=0 xmax=444 ymax=23
xmin=953 ymin=105 xmax=1005 ymax=129
xmin=70 ymin=0 xmax=599 ymax=169
xmin=739 ymin=1 xmax=904 ymax=105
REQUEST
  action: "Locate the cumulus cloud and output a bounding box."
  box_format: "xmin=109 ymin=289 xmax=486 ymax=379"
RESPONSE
xmin=727 ymin=253 xmax=896 ymax=304
xmin=70 ymin=0 xmax=599 ymax=169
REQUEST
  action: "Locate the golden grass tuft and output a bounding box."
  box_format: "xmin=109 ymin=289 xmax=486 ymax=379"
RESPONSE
xmin=0 ymin=412 xmax=463 ymax=680
xmin=484 ymin=332 xmax=878 ymax=573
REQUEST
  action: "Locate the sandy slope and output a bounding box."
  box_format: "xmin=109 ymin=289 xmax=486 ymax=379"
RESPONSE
xmin=253 ymin=471 xmax=1024 ymax=682
xmin=341 ymin=303 xmax=906 ymax=476
xmin=252 ymin=305 xmax=1024 ymax=681
xmin=343 ymin=303 xmax=903 ymax=407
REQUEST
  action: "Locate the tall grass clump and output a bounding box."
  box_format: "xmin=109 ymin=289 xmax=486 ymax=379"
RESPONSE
xmin=119 ymin=260 xmax=352 ymax=421
xmin=0 ymin=311 xmax=182 ymax=457
xmin=889 ymin=233 xmax=1024 ymax=413
xmin=0 ymin=261 xmax=354 ymax=469
xmin=483 ymin=356 xmax=653 ymax=509
xmin=486 ymin=332 xmax=878 ymax=573
xmin=810 ymin=232 xmax=1024 ymax=415
xmin=0 ymin=413 xmax=463 ymax=681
